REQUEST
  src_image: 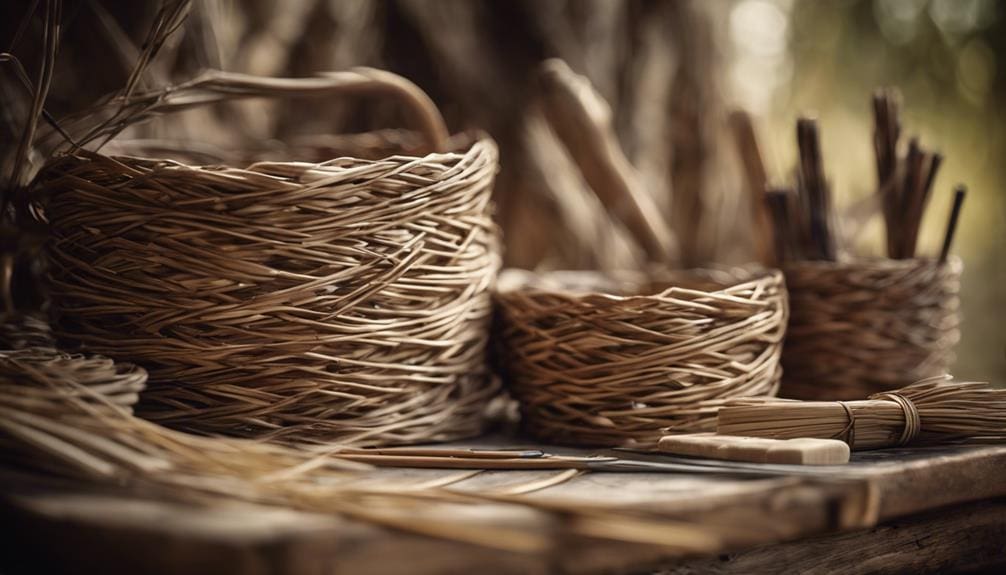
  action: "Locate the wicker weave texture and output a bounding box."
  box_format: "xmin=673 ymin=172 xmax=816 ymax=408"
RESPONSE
xmin=780 ymin=257 xmax=961 ymax=401
xmin=0 ymin=349 xmax=147 ymax=411
xmin=495 ymin=268 xmax=787 ymax=447
xmin=40 ymin=136 xmax=502 ymax=446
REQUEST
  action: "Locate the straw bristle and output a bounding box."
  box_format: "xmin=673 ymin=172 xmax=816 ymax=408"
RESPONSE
xmin=0 ymin=348 xmax=726 ymax=554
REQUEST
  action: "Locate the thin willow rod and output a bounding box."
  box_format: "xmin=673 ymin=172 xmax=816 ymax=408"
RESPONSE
xmin=717 ymin=376 xmax=1006 ymax=450
xmin=90 ymin=0 xmax=192 ymax=152
xmin=4 ymin=0 xmax=60 ymax=208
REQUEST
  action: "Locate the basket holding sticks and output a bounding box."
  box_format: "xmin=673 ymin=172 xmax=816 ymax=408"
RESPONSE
xmin=781 ymin=257 xmax=961 ymax=400
xmin=495 ymin=267 xmax=787 ymax=447
xmin=34 ymin=69 xmax=502 ymax=446
xmin=747 ymin=90 xmax=968 ymax=401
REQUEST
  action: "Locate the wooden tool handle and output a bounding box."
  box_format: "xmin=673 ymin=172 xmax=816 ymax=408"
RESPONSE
xmin=537 ymin=59 xmax=678 ymax=263
xmin=658 ymin=433 xmax=850 ymax=465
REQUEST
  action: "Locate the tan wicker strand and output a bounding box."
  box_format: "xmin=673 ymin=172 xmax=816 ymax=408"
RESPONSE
xmin=781 ymin=257 xmax=961 ymax=401
xmin=0 ymin=348 xmax=148 ymax=412
xmin=0 ymin=314 xmax=56 ymax=350
xmin=495 ymin=268 xmax=787 ymax=447
xmin=34 ymin=71 xmax=502 ymax=446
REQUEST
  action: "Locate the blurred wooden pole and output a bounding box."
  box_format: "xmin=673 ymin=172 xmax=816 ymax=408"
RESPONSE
xmin=537 ymin=59 xmax=678 ymax=264
xmin=729 ymin=110 xmax=774 ymax=267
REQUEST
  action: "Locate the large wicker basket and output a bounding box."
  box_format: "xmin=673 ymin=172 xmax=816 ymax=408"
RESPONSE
xmin=780 ymin=257 xmax=961 ymax=400
xmin=35 ymin=69 xmax=501 ymax=446
xmin=495 ymin=268 xmax=787 ymax=447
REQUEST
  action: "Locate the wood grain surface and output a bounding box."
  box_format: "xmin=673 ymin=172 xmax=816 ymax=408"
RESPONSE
xmin=2 ymin=443 xmax=1004 ymax=574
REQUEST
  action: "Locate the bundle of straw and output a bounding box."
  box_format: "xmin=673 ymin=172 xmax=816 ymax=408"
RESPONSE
xmin=717 ymin=376 xmax=1006 ymax=451
xmin=0 ymin=347 xmax=725 ymax=554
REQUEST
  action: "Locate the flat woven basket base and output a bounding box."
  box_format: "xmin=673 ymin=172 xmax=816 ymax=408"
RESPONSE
xmin=495 ymin=267 xmax=787 ymax=447
xmin=780 ymin=257 xmax=961 ymax=401
xmin=40 ymin=137 xmax=502 ymax=446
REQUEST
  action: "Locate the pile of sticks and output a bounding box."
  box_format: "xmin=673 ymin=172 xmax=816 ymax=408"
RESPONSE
xmin=762 ymin=117 xmax=836 ymax=263
xmin=737 ymin=90 xmax=967 ymax=265
xmin=873 ymin=89 xmax=961 ymax=261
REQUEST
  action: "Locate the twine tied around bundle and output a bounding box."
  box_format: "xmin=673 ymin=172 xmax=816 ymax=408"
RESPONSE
xmin=836 ymin=391 xmax=921 ymax=449
xmin=837 ymin=401 xmax=856 ymax=448
xmin=867 ymin=392 xmax=921 ymax=447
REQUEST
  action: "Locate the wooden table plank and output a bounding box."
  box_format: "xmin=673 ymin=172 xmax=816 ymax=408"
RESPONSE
xmin=2 ymin=443 xmax=1004 ymax=574
xmin=661 ymin=498 xmax=1006 ymax=575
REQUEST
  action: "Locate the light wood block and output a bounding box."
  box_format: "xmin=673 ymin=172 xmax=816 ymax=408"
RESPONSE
xmin=657 ymin=434 xmax=850 ymax=465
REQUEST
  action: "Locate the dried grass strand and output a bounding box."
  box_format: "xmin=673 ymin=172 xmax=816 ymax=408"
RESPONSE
xmin=0 ymin=348 xmax=728 ymax=555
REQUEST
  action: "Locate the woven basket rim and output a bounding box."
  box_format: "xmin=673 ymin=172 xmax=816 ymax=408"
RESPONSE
xmin=44 ymin=134 xmax=495 ymax=178
xmin=782 ymin=255 xmax=962 ymax=272
xmin=497 ymin=266 xmax=783 ymax=302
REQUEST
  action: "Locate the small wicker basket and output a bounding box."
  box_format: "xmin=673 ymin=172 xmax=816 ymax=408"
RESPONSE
xmin=495 ymin=268 xmax=787 ymax=447
xmin=35 ymin=69 xmax=501 ymax=446
xmin=780 ymin=257 xmax=961 ymax=400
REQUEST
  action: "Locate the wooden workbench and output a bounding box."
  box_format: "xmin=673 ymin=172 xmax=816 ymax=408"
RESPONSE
xmin=2 ymin=442 xmax=1005 ymax=574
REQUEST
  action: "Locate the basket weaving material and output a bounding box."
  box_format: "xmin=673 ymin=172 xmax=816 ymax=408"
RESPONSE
xmin=495 ymin=268 xmax=787 ymax=447
xmin=781 ymin=257 xmax=961 ymax=400
xmin=0 ymin=349 xmax=147 ymax=411
xmin=35 ymin=70 xmax=502 ymax=446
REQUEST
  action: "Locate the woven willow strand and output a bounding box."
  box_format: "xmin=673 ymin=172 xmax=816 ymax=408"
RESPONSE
xmin=718 ymin=375 xmax=1006 ymax=450
xmin=496 ymin=268 xmax=787 ymax=447
xmin=781 ymin=257 xmax=961 ymax=400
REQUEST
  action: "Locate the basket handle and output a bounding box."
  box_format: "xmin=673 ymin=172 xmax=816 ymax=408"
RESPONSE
xmin=84 ymin=68 xmax=451 ymax=153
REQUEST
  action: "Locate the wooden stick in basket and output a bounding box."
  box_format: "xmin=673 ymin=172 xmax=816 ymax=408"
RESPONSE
xmin=537 ymin=59 xmax=679 ymax=263
xmin=717 ymin=376 xmax=1006 ymax=451
xmin=873 ymin=89 xmax=902 ymax=258
xmin=901 ymin=151 xmax=942 ymax=258
xmin=729 ymin=110 xmax=775 ymax=267
xmin=939 ymin=185 xmax=967 ymax=264
xmin=796 ymin=117 xmax=835 ymax=260
xmin=764 ymin=187 xmax=797 ymax=263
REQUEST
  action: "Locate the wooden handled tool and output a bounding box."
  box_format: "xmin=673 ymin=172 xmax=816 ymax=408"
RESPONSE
xmin=537 ymin=59 xmax=679 ymax=263
xmin=658 ymin=433 xmax=850 ymax=465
